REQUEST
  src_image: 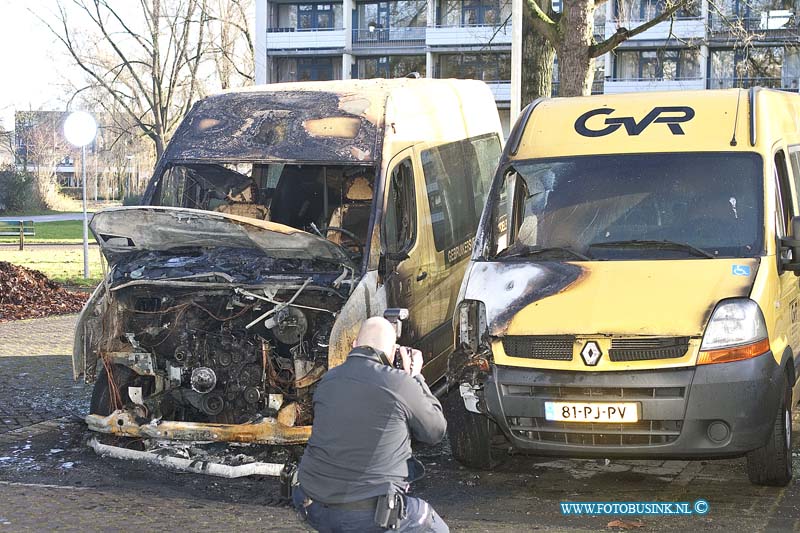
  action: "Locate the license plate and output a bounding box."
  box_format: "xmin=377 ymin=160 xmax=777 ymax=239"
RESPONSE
xmin=544 ymin=401 xmax=639 ymax=423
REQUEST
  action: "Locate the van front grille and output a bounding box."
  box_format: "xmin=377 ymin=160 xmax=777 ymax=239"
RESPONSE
xmin=507 ymin=417 xmax=683 ymax=446
xmin=609 ymin=337 xmax=690 ymax=362
xmin=502 ymin=335 xmax=574 ymax=360
xmin=501 ymin=384 xmax=686 ymax=400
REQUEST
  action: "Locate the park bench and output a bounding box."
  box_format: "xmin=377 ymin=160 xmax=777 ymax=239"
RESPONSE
xmin=0 ymin=220 xmax=35 ymax=250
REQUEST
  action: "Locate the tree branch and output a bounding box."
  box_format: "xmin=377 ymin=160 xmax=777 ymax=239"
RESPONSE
xmin=590 ymin=0 xmax=688 ymax=57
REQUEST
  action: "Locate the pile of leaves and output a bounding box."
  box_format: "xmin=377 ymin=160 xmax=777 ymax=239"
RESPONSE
xmin=0 ymin=261 xmax=90 ymax=321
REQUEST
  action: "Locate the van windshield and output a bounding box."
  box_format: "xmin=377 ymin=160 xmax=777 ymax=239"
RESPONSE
xmin=491 ymin=152 xmax=764 ymax=260
xmin=148 ymin=161 xmax=376 ymax=262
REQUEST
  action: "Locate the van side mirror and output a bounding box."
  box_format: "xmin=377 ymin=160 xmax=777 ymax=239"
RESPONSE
xmin=780 ymin=215 xmax=800 ymax=274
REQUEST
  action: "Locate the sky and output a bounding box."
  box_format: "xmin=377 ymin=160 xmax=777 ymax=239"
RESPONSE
xmin=0 ymin=0 xmax=77 ymax=130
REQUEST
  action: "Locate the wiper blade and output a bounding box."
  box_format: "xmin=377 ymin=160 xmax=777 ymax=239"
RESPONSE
xmin=497 ymin=245 xmax=591 ymax=261
xmin=588 ymin=239 xmax=715 ymax=259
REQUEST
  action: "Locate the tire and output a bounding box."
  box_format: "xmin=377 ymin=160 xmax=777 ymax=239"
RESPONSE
xmin=746 ymin=372 xmax=793 ymax=486
xmin=90 ymin=364 xmax=151 ymax=416
xmin=443 ymin=388 xmax=506 ymax=470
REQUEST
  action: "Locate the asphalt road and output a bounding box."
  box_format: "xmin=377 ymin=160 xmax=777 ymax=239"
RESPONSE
xmin=2 ymin=316 xmax=800 ymax=531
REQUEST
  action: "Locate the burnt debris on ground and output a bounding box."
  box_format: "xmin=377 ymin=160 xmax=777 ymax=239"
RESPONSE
xmin=0 ymin=261 xmax=90 ymax=321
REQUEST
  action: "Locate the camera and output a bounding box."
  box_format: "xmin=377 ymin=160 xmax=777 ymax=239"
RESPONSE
xmin=383 ymin=308 xmax=409 ymax=369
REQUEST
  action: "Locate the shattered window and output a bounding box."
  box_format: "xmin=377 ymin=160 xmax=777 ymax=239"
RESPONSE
xmin=384 ymin=158 xmax=416 ymax=254
xmin=492 ymin=152 xmax=764 ymax=260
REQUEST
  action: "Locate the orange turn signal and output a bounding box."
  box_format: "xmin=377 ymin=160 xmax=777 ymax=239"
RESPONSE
xmin=697 ymin=338 xmax=771 ymax=365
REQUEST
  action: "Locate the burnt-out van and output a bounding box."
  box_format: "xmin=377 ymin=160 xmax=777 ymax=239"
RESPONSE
xmin=450 ymin=88 xmax=800 ymax=486
xmin=74 ymin=78 xmax=503 ymax=460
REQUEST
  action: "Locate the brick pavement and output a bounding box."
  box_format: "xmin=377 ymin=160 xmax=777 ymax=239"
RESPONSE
xmin=0 ymin=314 xmax=78 ymax=357
xmin=0 ymin=481 xmax=305 ymax=532
xmin=0 ymin=314 xmax=89 ymax=435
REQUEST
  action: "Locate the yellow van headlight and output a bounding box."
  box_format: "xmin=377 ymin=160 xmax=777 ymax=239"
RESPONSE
xmin=698 ymin=299 xmax=770 ymax=365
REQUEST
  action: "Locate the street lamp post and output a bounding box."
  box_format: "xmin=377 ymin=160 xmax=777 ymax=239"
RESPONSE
xmin=63 ymin=111 xmax=97 ymax=280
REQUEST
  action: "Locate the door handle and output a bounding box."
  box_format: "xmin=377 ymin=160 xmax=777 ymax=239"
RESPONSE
xmin=416 ymin=271 xmax=428 ymax=282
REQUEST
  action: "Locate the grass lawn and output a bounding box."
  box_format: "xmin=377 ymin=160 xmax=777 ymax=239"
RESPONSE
xmin=0 ymin=208 xmax=81 ymax=217
xmin=0 ymin=220 xmax=87 ymax=244
xmin=0 ymin=247 xmax=104 ymax=287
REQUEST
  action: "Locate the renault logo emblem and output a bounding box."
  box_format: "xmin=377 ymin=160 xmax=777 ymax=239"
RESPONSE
xmin=580 ymin=341 xmax=602 ymax=366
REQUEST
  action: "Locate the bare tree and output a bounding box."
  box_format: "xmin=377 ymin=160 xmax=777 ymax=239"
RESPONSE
xmin=204 ymin=0 xmax=255 ymax=89
xmin=0 ymin=129 xmax=14 ymax=166
xmin=14 ymin=111 xmax=71 ymax=204
xmin=39 ymin=0 xmax=210 ymax=160
xmin=526 ymin=0 xmax=697 ymax=96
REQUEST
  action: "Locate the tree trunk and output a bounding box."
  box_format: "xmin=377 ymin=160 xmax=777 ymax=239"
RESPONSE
xmin=556 ymin=0 xmax=594 ymax=97
xmin=521 ymin=0 xmax=556 ymax=104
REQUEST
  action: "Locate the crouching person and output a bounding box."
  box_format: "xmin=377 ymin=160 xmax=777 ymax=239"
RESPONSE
xmin=293 ymin=316 xmax=449 ymax=532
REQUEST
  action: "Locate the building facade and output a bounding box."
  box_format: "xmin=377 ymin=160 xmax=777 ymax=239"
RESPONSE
xmin=256 ymin=0 xmax=800 ymax=133
xmin=601 ymin=0 xmax=800 ymax=95
xmin=255 ymin=0 xmax=513 ymax=132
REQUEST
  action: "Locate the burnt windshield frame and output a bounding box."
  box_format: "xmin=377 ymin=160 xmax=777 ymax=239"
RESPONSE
xmin=145 ymin=159 xmax=380 ymax=275
xmin=484 ymin=151 xmax=765 ymax=261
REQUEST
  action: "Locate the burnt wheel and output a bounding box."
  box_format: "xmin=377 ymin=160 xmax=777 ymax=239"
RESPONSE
xmin=90 ymin=364 xmax=153 ymax=416
xmin=746 ymin=372 xmax=793 ymax=486
xmin=443 ymin=388 xmax=507 ymax=470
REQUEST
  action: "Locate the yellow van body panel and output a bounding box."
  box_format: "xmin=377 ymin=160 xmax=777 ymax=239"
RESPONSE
xmin=453 ymin=88 xmax=800 ymax=463
xmin=492 ymin=258 xmax=759 ymax=371
xmin=514 ymin=89 xmax=800 ymax=160
xmin=497 ymin=89 xmax=800 ymax=372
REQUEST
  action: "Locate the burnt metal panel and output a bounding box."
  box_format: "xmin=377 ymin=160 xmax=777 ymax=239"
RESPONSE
xmin=166 ymin=91 xmax=380 ymax=163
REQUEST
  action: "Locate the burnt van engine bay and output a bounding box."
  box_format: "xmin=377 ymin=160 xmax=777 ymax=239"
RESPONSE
xmin=96 ymin=246 xmax=349 ymax=427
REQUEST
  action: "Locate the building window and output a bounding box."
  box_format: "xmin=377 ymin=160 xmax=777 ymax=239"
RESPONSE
xmin=438 ymin=53 xmax=511 ymax=81
xmin=438 ymin=0 xmax=511 ymax=26
xmin=276 ymin=57 xmax=337 ymax=82
xmin=274 ymin=3 xmax=343 ymax=30
xmin=710 ymin=46 xmax=800 ymax=89
xmin=614 ymin=0 xmax=700 ymax=21
xmin=357 ymin=1 xmax=427 ymax=29
xmin=356 ymin=56 xmax=426 ymax=78
xmin=614 ymin=49 xmax=701 ymax=80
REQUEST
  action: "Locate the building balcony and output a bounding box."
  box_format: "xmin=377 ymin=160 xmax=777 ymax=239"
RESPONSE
xmin=551 ymin=80 xmax=605 ymax=96
xmin=604 ymin=17 xmax=705 ymax=41
xmin=486 ymin=81 xmax=511 ymax=101
xmin=265 ymin=28 xmax=346 ymax=50
xmin=604 ymin=77 xmax=705 ymax=93
xmin=352 ymin=27 xmax=426 ymax=49
xmin=709 ymin=12 xmax=800 ymax=41
xmin=708 ymin=77 xmax=800 ymax=91
xmin=426 ymin=24 xmax=512 ymax=47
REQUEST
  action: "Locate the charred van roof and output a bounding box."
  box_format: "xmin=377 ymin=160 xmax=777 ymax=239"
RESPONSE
xmin=164 ymin=78 xmax=484 ymax=164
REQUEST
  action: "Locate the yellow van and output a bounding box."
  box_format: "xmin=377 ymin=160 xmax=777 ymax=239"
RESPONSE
xmin=450 ymin=88 xmax=800 ymax=486
xmin=74 ymin=78 xmax=503 ymax=459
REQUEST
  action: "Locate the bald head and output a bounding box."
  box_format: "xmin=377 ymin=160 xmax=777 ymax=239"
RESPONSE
xmin=354 ymin=317 xmax=397 ymax=357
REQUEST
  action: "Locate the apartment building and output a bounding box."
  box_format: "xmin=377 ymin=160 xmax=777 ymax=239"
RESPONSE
xmin=254 ymin=0 xmax=513 ymax=132
xmin=602 ymin=0 xmax=800 ymax=94
xmin=255 ymin=0 xmax=800 ymax=131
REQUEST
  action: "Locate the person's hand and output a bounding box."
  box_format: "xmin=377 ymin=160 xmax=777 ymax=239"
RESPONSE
xmin=398 ymin=346 xmax=423 ymax=377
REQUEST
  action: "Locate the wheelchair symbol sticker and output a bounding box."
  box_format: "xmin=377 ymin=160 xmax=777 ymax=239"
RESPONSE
xmin=732 ymin=265 xmax=751 ymax=277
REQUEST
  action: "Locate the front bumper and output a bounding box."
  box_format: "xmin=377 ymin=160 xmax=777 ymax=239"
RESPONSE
xmin=481 ymin=352 xmax=783 ymax=458
xmin=86 ymin=410 xmax=312 ymax=445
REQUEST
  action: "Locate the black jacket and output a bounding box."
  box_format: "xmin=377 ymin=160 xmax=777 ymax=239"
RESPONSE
xmin=297 ymin=346 xmax=447 ymax=504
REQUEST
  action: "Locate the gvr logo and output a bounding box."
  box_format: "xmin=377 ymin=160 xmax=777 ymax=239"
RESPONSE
xmin=574 ymin=106 xmax=695 ymax=137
